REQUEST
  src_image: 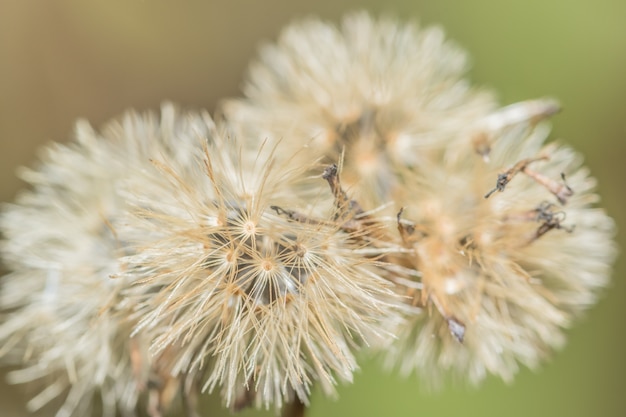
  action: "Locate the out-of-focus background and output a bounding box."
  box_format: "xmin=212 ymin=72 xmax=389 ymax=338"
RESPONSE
xmin=1 ymin=1 xmax=624 ymax=416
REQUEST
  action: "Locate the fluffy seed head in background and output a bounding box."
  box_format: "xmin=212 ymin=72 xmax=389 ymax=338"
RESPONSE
xmin=224 ymin=11 xmax=496 ymax=207
xmin=0 ymin=104 xmax=213 ymax=417
xmin=386 ymin=102 xmax=617 ymax=386
xmin=118 ymin=121 xmax=403 ymax=410
xmin=221 ymin=10 xmax=616 ymax=386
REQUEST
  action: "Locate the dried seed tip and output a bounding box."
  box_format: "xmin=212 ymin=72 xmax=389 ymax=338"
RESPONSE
xmin=484 ymin=173 xmax=511 ymax=198
xmin=397 ymin=208 xmax=414 ymax=246
xmin=322 ymin=163 xmax=364 ymax=220
xmin=534 ymin=201 xmax=563 ymax=221
xmin=321 ymin=163 xmax=338 ymax=181
xmin=484 ymin=156 xmax=548 ymax=198
xmin=532 ymin=218 xmax=575 ymax=243
xmin=322 ymin=163 xmax=347 ymax=206
xmin=505 ymin=201 xmax=560 ymax=223
xmin=397 ymin=208 xmax=427 ymax=246
xmin=528 ymin=202 xmax=575 ymax=243
xmin=504 ymin=203 xmax=577 ymax=243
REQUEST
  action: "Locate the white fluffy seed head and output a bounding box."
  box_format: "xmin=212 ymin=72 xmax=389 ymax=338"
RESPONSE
xmin=0 ymin=103 xmax=214 ymax=417
xmin=119 ymin=124 xmax=404 ymax=410
xmin=223 ymin=11 xmax=496 ymax=207
xmin=385 ymin=108 xmax=617 ymax=386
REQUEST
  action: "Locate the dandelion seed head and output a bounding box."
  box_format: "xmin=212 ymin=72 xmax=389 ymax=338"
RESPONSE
xmin=387 ymin=109 xmax=617 ymax=386
xmin=0 ymin=103 xmax=213 ymax=417
xmin=120 ymin=124 xmax=403 ymax=410
xmin=224 ymin=11 xmax=496 ymax=206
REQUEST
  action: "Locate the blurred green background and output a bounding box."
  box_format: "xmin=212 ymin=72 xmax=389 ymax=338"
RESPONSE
xmin=1 ymin=1 xmax=624 ymax=416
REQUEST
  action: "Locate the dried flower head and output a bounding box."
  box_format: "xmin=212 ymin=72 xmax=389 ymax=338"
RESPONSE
xmin=0 ymin=104 xmax=213 ymax=417
xmin=386 ymin=102 xmax=617 ymax=385
xmin=118 ymin=122 xmax=402 ymax=411
xmin=223 ymin=11 xmax=496 ymax=207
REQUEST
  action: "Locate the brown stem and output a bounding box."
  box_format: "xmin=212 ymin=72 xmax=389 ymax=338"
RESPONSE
xmin=281 ymin=397 xmax=306 ymax=417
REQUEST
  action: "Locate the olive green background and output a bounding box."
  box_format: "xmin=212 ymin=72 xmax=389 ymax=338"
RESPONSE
xmin=1 ymin=1 xmax=625 ymax=416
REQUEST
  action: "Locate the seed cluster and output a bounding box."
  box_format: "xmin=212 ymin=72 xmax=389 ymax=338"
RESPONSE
xmin=0 ymin=11 xmax=617 ymax=417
